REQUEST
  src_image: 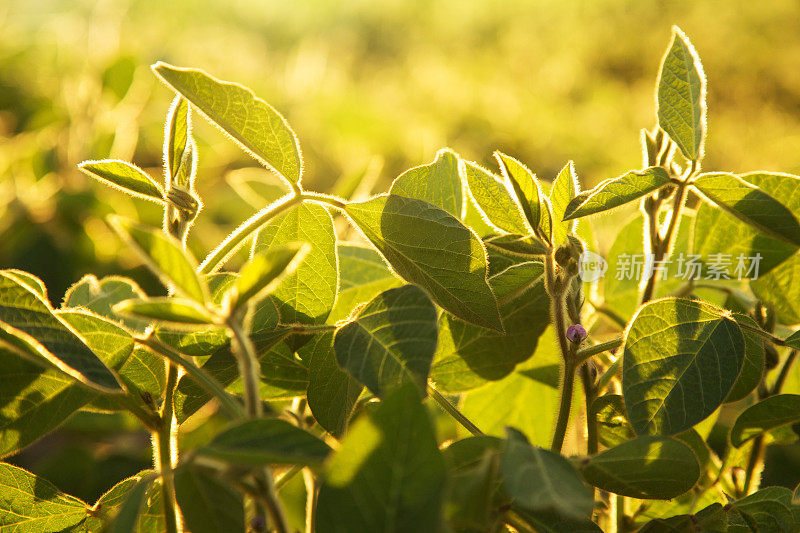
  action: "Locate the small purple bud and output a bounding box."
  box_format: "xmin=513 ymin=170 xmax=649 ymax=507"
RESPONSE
xmin=566 ymin=324 xmax=587 ymax=344
xmin=250 ymin=515 xmax=266 ymax=532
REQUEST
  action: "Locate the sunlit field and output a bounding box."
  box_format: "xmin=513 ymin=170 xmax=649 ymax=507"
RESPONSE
xmin=2 ymin=1 xmax=800 ymax=531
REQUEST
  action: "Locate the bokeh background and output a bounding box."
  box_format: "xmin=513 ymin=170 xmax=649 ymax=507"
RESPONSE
xmin=3 ymin=0 xmax=800 ymax=503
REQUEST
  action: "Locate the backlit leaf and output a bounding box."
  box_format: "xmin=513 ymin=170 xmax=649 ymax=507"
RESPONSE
xmin=730 ymin=394 xmax=800 ymax=447
xmin=108 ymin=216 xmax=208 ymax=303
xmin=64 ymin=274 xmax=149 ymax=333
xmin=252 ymin=203 xmax=338 ymax=348
xmin=316 ymin=384 xmax=447 ymax=532
xmin=0 ymin=463 xmax=88 ymax=532
xmin=495 ymin=151 xmax=542 ymax=236
xmin=562 ymin=167 xmax=670 ymax=220
xmin=79 ymin=160 xmax=164 ymax=203
xmin=174 ymin=468 xmax=244 ymax=533
xmin=549 ymin=161 xmax=578 ymax=244
xmin=114 ymin=298 xmax=216 ymax=326
xmin=0 ymin=271 xmax=123 ymax=393
xmin=327 ymin=244 xmax=400 ymax=324
xmin=198 ymin=418 xmax=330 ymax=466
xmin=303 ymin=332 xmax=363 ymax=437
xmin=657 ymin=27 xmax=706 ymax=161
xmin=431 ymin=261 xmax=549 ymax=391
xmin=622 ymin=298 xmax=745 ymax=435
xmin=693 ymin=172 xmax=800 ymax=247
xmin=334 ymin=285 xmax=437 ymax=397
xmin=725 ymin=315 xmax=765 ymax=403
xmin=462 ymin=160 xmax=530 ymax=235
xmin=344 ymin=194 xmax=502 ymax=331
xmin=228 ymin=243 xmax=308 ymax=313
xmin=390 ymin=148 xmax=462 ymax=217
xmin=164 ymin=96 xmax=191 ymax=187
xmin=153 ymin=62 xmax=302 ymax=185
xmin=501 ymin=427 xmax=593 ymax=520
xmin=579 ymin=436 xmax=700 ymax=499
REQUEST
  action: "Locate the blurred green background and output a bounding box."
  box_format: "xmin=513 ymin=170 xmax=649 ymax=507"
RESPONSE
xmin=3 ymin=0 xmax=800 ymax=502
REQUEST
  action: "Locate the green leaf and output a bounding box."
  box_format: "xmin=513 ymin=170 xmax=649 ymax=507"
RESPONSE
xmin=389 ymin=148 xmax=462 ymax=217
xmin=108 ymin=216 xmax=208 ymax=303
xmin=82 ymin=470 xmax=155 ymax=532
xmin=562 ymin=167 xmax=670 ymax=220
xmin=431 ymin=261 xmax=549 ymax=391
xmin=732 ymin=487 xmax=800 ymax=533
xmin=483 ymin=233 xmax=547 ymax=258
xmin=165 ymin=96 xmax=192 ymax=187
xmin=327 ymin=244 xmax=400 ymax=324
xmin=64 ymin=274 xmax=149 ymax=333
xmin=344 ymin=194 xmax=502 ymax=331
xmin=591 ymin=394 xmax=636 ymax=448
xmin=730 ymin=394 xmax=800 ymax=447
xmin=252 ymin=203 xmax=338 ymax=348
xmin=6 ymin=269 xmax=47 ymax=299
xmin=693 ymin=172 xmax=800 ymax=247
xmin=495 ymin=151 xmax=543 ymax=236
xmin=459 ymin=328 xmax=563 ymax=447
xmin=198 ymin=418 xmax=330 ymax=466
xmin=152 ymin=62 xmax=302 ymax=185
xmin=228 ymin=243 xmax=308 ymax=313
xmin=78 ymin=160 xmax=164 ymax=203
xmin=725 ymin=315 xmax=765 ymax=403
xmin=446 ymin=448 xmax=501 ymax=531
xmin=0 ymin=271 xmax=123 ymax=393
xmin=174 ymin=468 xmax=244 ymax=533
xmin=0 ymin=462 xmax=88 ymax=532
xmin=316 ymin=384 xmax=447 ymax=532
xmin=622 ymin=298 xmax=745 ymax=435
xmin=694 ymin=172 xmax=800 ymax=281
xmin=501 ymin=427 xmax=593 ymax=520
xmin=154 ymin=272 xmax=234 ymax=357
xmin=114 ymin=298 xmax=216 ymax=326
xmin=303 ymin=332 xmax=363 ymax=437
xmin=107 ymin=474 xmax=154 ymax=533
xmin=334 ymin=285 xmax=437 ymax=398
xmin=549 ymin=161 xmax=578 ymax=244
xmin=657 ymin=27 xmax=706 ymax=161
xmin=462 ymin=160 xmax=531 ymax=235
xmin=579 ymin=436 xmax=700 ymax=499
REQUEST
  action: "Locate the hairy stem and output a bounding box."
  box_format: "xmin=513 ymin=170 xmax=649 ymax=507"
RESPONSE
xmin=199 ymin=193 xmax=301 ymax=274
xmin=227 ymin=320 xmax=263 ymax=418
xmin=545 ymin=254 xmax=575 ymax=453
xmin=575 ymin=337 xmax=623 ymax=365
xmin=640 ymin=182 xmax=687 ymax=305
xmin=227 ymin=318 xmax=289 ymax=533
xmin=155 ymin=363 xmax=180 ymax=533
xmin=580 ymin=364 xmax=598 ymax=455
xmin=137 ymin=335 xmax=244 ymax=419
xmin=428 ymin=383 xmax=484 ymax=436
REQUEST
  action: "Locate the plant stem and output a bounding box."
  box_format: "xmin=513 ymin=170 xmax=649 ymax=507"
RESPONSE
xmin=580 ymin=364 xmax=598 ymax=455
xmin=773 ymin=350 xmax=798 ymax=394
xmin=303 ymin=468 xmax=317 ymax=533
xmin=227 ymin=320 xmax=263 ymax=418
xmin=275 ymin=465 xmax=303 ymax=491
xmin=551 ymin=359 xmax=576 ymax=453
xmin=137 ymin=335 xmax=244 ymax=419
xmin=742 ymin=435 xmax=765 ymax=496
xmin=545 ymin=253 xmax=575 ymax=453
xmin=595 ymin=355 xmax=622 ymax=394
xmin=640 ymin=182 xmax=686 ymax=305
xmin=155 ymin=363 xmax=180 ymax=533
xmin=427 ymin=383 xmax=484 ymax=436
xmin=226 ymin=318 xmax=290 ymax=533
xmin=199 ymin=193 xmax=301 ymax=274
xmin=575 ymin=338 xmax=623 ymax=365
